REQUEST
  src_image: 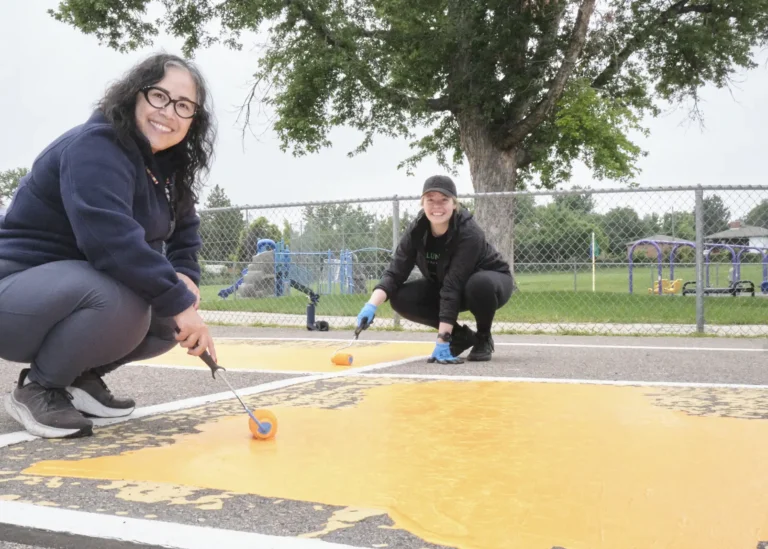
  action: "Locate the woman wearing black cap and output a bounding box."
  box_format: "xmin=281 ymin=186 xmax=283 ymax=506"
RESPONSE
xmin=356 ymin=175 xmax=514 ymax=363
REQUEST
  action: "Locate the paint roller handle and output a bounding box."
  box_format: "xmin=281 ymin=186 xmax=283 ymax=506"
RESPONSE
xmin=174 ymin=327 xmax=225 ymax=378
xmin=355 ymin=317 xmax=370 ymax=337
xmin=199 ymin=350 xmax=226 ymax=379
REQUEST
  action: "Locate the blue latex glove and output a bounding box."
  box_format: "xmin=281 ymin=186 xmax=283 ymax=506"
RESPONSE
xmin=357 ymin=303 xmax=377 ymax=328
xmin=427 ymin=342 xmax=464 ymax=364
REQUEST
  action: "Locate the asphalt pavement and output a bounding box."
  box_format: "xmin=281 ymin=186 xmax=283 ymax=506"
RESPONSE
xmin=1 ymin=326 xmax=767 ymax=549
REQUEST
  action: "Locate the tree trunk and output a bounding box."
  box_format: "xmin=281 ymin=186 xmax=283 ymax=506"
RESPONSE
xmin=458 ymin=111 xmax=520 ymax=276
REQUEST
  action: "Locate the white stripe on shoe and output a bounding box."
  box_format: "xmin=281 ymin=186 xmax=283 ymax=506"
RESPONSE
xmin=66 ymin=387 xmax=135 ymax=418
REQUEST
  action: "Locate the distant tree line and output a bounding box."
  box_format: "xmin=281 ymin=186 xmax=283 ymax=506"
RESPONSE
xmin=199 ymin=185 xmax=767 ymax=273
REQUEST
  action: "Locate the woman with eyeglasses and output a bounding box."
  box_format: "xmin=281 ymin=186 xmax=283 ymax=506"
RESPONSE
xmin=0 ymin=53 xmax=217 ymax=439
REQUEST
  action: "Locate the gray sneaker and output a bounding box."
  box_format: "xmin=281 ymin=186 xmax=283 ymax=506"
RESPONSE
xmin=67 ymin=371 xmax=135 ymax=418
xmin=4 ymin=369 xmax=93 ymax=438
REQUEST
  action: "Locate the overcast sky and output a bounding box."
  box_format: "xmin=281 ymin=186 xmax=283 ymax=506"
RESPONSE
xmin=1 ymin=1 xmax=767 ymax=221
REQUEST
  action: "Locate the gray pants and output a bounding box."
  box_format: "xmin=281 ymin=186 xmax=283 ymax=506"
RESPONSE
xmin=0 ymin=259 xmax=178 ymax=388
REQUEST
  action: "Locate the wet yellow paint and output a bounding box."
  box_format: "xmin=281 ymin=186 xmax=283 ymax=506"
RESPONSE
xmin=24 ymin=381 xmax=768 ymax=548
xmin=136 ymin=341 xmax=432 ymax=372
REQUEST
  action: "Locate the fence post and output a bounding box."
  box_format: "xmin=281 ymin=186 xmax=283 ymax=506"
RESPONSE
xmin=695 ymin=186 xmax=705 ymax=333
xmin=573 ymin=260 xmax=577 ymax=292
xmin=392 ymin=196 xmax=401 ymax=329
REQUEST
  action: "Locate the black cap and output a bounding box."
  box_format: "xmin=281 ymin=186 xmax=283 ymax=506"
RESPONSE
xmin=421 ymin=175 xmax=457 ymax=199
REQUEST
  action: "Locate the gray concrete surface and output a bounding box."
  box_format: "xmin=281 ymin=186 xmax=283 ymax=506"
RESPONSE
xmin=384 ymin=342 xmax=768 ymax=384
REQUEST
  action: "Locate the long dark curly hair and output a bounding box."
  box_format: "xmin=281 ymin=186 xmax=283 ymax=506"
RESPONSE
xmin=97 ymin=53 xmax=216 ymax=206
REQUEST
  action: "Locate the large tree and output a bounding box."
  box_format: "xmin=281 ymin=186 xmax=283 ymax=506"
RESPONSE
xmin=49 ymin=0 xmax=768 ymax=265
xmin=198 ymin=184 xmax=246 ymax=262
xmin=746 ymin=200 xmax=768 ymax=229
xmin=298 ymin=203 xmax=377 ymax=252
xmin=701 ymin=194 xmax=730 ymax=236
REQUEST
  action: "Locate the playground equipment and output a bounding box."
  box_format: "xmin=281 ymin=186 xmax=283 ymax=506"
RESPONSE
xmin=628 ymin=239 xmax=768 ymax=295
xmin=338 ymin=247 xmax=392 ymax=294
xmin=236 ymin=241 xmax=279 ymax=299
xmin=681 ymin=279 xmax=755 ymax=297
xmin=648 ymin=278 xmax=682 ymax=295
xmin=216 ymin=241 xmax=393 ymax=330
xmin=217 ymin=239 xmax=329 ymax=331
xmin=289 ymin=278 xmax=329 ymax=331
xmin=219 ymin=241 xmax=391 ymax=299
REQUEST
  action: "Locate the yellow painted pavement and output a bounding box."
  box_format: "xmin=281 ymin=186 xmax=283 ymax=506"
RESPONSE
xmin=23 ymin=380 xmax=768 ymax=549
xmin=135 ymin=340 xmax=433 ymax=372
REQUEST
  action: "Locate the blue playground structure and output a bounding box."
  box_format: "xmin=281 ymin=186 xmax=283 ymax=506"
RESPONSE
xmin=627 ymin=239 xmax=768 ymax=295
xmin=216 ymin=239 xmax=392 ymax=330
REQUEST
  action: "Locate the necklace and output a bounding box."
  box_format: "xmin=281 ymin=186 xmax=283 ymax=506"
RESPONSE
xmin=145 ymin=167 xmax=168 ymax=187
xmin=146 ymin=167 xmax=173 ymax=201
xmin=145 ymin=167 xmax=177 ymax=239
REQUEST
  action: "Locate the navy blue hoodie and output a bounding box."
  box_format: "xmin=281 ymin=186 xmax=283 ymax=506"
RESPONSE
xmin=0 ymin=111 xmax=200 ymax=317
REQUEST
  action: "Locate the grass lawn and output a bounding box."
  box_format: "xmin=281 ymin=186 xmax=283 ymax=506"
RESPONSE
xmin=200 ymin=262 xmax=768 ymax=326
xmin=516 ymin=263 xmax=767 ymax=294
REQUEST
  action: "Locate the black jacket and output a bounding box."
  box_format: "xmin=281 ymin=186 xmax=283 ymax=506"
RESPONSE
xmin=375 ymin=208 xmax=511 ymax=324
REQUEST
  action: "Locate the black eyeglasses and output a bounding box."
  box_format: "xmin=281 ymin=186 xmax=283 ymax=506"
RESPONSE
xmin=140 ymin=86 xmax=198 ymax=119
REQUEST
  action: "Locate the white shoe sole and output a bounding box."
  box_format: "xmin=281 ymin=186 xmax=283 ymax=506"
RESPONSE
xmin=3 ymin=393 xmax=91 ymax=439
xmin=66 ymin=387 xmax=135 ymax=418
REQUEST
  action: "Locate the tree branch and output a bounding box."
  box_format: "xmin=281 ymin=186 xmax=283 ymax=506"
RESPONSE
xmin=498 ymin=0 xmax=596 ymax=150
xmin=591 ymin=1 xmax=712 ymax=90
xmin=516 ymin=141 xmax=552 ymax=170
xmin=284 ymin=0 xmax=341 ymax=47
xmin=679 ymin=4 xmax=713 ymax=15
xmin=507 ymin=2 xmax=568 ymax=124
xmin=516 ymin=148 xmax=533 ymax=169
xmin=284 ymin=0 xmax=454 ymax=113
xmin=355 ymin=27 xmax=391 ymax=40
xmin=427 ymin=96 xmax=453 ymax=111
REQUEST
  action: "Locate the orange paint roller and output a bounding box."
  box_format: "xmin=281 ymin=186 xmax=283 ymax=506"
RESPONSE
xmin=331 ymin=352 xmax=353 ymax=366
xmin=330 ymin=318 xmax=370 ymax=366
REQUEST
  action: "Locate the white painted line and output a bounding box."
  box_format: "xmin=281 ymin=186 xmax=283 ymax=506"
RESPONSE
xmin=211 ymin=336 xmax=768 ymax=353
xmin=214 ymin=336 xmax=430 ymax=344
xmin=92 ymin=375 xmax=328 ymax=426
xmin=496 ymin=342 xmax=768 ymax=353
xmin=0 ymin=500 xmax=363 ymax=549
xmin=0 ymin=430 xmax=36 ymax=447
xmin=350 ymin=372 xmax=768 ymax=390
xmin=0 ymin=355 xmax=425 ymax=449
xmin=344 ymin=355 xmax=430 ymax=374
xmin=125 ymin=362 xmax=318 ymax=375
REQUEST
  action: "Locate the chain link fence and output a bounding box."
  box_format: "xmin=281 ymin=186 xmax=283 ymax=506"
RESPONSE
xmin=195 ymin=185 xmax=768 ymax=337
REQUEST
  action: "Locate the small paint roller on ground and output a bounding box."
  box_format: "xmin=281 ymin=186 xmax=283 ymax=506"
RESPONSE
xmin=330 ymin=318 xmax=370 ymax=365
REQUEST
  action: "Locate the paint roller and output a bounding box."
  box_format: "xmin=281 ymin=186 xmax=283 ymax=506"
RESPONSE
xmin=197 ymin=349 xmax=277 ymax=439
xmin=330 ymin=318 xmax=370 ymax=365
xmin=175 ymin=328 xmax=277 ymax=439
